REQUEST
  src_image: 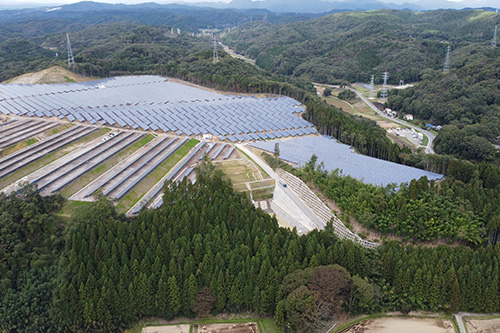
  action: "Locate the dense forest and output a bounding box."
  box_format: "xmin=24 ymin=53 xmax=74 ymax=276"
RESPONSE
xmin=2 ymin=163 xmax=500 ymax=332
xmin=222 ymin=9 xmax=500 ymax=84
xmin=298 ymin=155 xmax=500 ymax=244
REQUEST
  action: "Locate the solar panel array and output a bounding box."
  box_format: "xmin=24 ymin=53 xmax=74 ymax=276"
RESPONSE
xmin=0 ymin=76 xmax=317 ymax=141
xmin=251 ymin=135 xmax=443 ymax=187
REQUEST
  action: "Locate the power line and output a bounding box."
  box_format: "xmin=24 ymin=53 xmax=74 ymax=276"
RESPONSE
xmin=66 ymin=33 xmax=74 ymax=67
xmin=380 ymin=71 xmax=389 ymax=99
xmin=369 ymin=75 xmax=375 ymax=99
xmin=443 ymin=45 xmax=451 ymax=73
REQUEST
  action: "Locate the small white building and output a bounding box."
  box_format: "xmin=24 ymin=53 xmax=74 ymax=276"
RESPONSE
xmin=405 ymin=114 xmax=414 ymax=121
xmin=384 ymin=108 xmax=396 ymax=117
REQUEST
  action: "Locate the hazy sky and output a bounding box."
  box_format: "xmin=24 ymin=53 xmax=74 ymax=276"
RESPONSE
xmin=1 ymin=0 xmax=498 ymax=8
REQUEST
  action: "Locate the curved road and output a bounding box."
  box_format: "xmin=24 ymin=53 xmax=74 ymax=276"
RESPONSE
xmin=218 ymin=42 xmax=436 ymax=153
xmin=454 ymin=312 xmax=500 ymax=333
xmin=316 ymin=83 xmax=435 ymax=154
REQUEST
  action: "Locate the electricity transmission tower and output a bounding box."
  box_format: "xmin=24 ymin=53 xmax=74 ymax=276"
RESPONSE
xmin=380 ymin=71 xmax=389 ymax=99
xmin=213 ymin=38 xmax=219 ymax=63
xmin=443 ymin=46 xmax=451 ymax=73
xmin=493 ymin=26 xmax=497 ymax=48
xmin=66 ymin=33 xmax=74 ymax=67
xmin=369 ymin=75 xmax=375 ymax=99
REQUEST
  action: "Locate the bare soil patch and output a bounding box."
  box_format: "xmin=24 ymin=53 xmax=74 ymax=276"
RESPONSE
xmin=5 ymin=66 xmax=94 ymax=84
xmin=387 ymin=133 xmax=418 ymax=152
xmin=142 ymin=324 xmax=190 ymax=333
xmin=466 ymin=318 xmax=500 ymax=333
xmin=376 ymin=120 xmax=397 ymax=129
xmin=193 ymin=323 xmax=258 ymax=333
xmin=344 ymin=317 xmax=454 ymax=333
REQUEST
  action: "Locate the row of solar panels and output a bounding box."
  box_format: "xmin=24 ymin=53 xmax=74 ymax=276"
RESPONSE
xmin=130 ymin=141 xmax=207 ymax=215
xmin=0 ymin=76 xmax=317 ymax=142
xmin=0 ymin=103 xmax=314 ymax=141
xmin=0 ymin=76 xmax=166 ymax=99
xmin=0 ymin=93 xmax=302 ymax=116
xmin=0 ymin=95 xmax=303 ymax=117
xmin=223 ymin=128 xmax=318 ymax=142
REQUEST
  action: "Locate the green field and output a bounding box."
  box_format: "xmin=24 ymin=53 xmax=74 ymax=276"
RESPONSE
xmin=215 ymin=154 xmax=275 ymax=202
xmin=216 ymin=159 xmax=261 ymax=184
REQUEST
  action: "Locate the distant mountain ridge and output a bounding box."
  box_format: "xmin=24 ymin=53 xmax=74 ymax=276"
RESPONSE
xmin=0 ymin=0 xmax=498 ymax=13
xmin=214 ymin=0 xmax=498 ymax=12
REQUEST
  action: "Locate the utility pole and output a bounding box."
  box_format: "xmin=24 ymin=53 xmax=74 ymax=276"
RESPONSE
xmin=380 ymin=71 xmax=389 ymax=99
xmin=443 ymin=45 xmax=451 ymax=73
xmin=66 ymin=33 xmax=74 ymax=67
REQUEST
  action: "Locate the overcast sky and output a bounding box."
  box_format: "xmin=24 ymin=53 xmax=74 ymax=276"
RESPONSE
xmin=1 ymin=0 xmax=498 ymax=9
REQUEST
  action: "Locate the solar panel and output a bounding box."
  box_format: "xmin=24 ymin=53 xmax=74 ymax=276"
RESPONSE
xmin=251 ymin=136 xmax=443 ymax=187
xmin=0 ymin=76 xmax=317 ymax=144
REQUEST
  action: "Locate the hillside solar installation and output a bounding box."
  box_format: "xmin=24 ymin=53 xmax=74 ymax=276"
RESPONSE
xmin=0 ymin=76 xmax=317 ymax=141
xmin=251 ymin=136 xmax=443 ymax=187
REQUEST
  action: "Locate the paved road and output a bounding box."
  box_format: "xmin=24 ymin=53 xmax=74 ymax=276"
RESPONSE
xmin=218 ymin=41 xmax=256 ymax=65
xmin=454 ymin=312 xmax=500 ymax=333
xmin=236 ymin=144 xmax=325 ymax=232
xmin=315 ymin=83 xmax=435 ymax=154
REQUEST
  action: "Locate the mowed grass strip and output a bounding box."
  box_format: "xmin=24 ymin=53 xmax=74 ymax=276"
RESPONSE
xmin=252 ymin=187 xmax=274 ymax=201
xmin=1 ymin=122 xmax=74 ymax=157
xmin=216 ymin=159 xmax=261 ymax=184
xmin=235 ymin=148 xmax=270 ymax=178
xmin=115 ymin=138 xmax=199 ymax=213
xmin=60 ymin=134 xmax=155 ymax=197
xmin=249 ymin=179 xmax=275 ymax=189
xmin=0 ymin=127 xmax=110 ymax=190
xmin=54 ymin=200 xmax=93 ymax=222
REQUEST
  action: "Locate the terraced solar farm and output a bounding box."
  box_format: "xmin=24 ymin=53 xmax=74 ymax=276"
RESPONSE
xmin=251 ymin=135 xmax=443 ymax=187
xmin=0 ymin=75 xmax=317 ymax=140
xmin=0 ymin=75 xmax=318 ymax=214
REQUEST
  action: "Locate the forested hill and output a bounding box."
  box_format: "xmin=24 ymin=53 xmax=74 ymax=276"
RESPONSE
xmin=0 ymin=1 xmax=319 ymax=81
xmin=0 ymin=1 xmax=318 ymax=42
xmin=222 ymin=9 xmax=500 ymax=84
xmin=388 ymin=47 xmax=500 ymax=161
